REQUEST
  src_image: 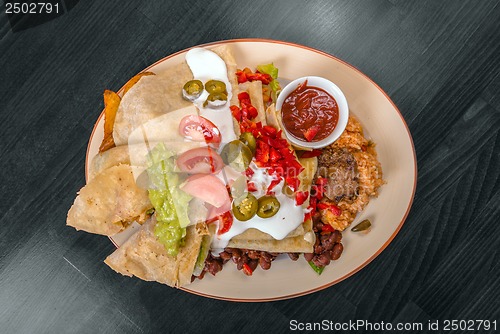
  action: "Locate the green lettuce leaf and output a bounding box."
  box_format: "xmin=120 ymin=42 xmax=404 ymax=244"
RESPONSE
xmin=257 ymin=63 xmax=281 ymax=102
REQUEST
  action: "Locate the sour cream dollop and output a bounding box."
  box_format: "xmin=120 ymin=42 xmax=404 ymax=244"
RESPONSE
xmin=185 ymin=48 xmax=236 ymax=144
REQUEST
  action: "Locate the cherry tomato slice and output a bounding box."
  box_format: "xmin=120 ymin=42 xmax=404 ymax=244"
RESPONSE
xmin=216 ymin=211 xmax=233 ymax=235
xmin=178 ymin=115 xmax=222 ymax=146
xmin=176 ymin=147 xmax=224 ymax=174
xmin=180 ymin=174 xmax=230 ymax=209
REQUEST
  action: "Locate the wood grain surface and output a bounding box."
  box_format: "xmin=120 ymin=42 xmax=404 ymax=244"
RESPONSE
xmin=1 ymin=0 xmax=499 ymax=333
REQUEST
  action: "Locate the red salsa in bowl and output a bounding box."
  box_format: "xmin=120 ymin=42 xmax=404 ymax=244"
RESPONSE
xmin=281 ymin=80 xmax=339 ymax=142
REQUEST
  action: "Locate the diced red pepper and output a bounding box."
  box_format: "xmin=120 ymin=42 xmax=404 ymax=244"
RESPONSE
xmin=300 ymin=149 xmax=322 ymax=159
xmin=267 ymin=178 xmax=281 ymax=195
xmin=295 ymin=191 xmax=309 ymax=206
xmin=235 ymin=70 xmax=248 ymax=83
xmin=269 ymin=147 xmax=281 ymax=162
xmin=303 ymin=211 xmax=312 ymax=222
xmin=302 ymin=125 xmax=321 ymax=142
xmin=255 ymin=141 xmax=270 ymax=163
xmin=321 ymin=224 xmax=335 ymax=233
xmin=263 ymin=125 xmax=278 ymax=137
xmin=247 ymin=181 xmax=257 ymax=192
xmin=238 ymin=92 xmax=250 ymax=101
xmin=285 ymin=176 xmax=300 ymax=192
xmin=246 ymin=72 xmax=272 ymax=85
xmin=242 ymin=263 xmax=253 ymax=276
xmin=245 ymin=167 xmax=254 ymax=177
xmin=230 ymin=105 xmax=242 ymax=122
xmin=247 ymin=106 xmax=258 ymax=119
xmin=317 ymin=202 xmax=342 ymax=216
xmin=316 ymin=177 xmax=328 ymax=187
xmin=214 ymin=211 xmax=233 ymax=235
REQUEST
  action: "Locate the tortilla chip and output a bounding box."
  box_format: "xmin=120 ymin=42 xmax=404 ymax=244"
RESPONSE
xmin=227 ymin=230 xmax=315 ymax=253
xmin=99 ymin=90 xmax=121 ymax=153
xmin=265 ymin=104 xmax=282 ymax=135
xmin=67 ymin=165 xmax=152 ymax=236
xmin=122 ymin=72 xmax=155 ymax=96
xmin=89 ymin=140 xmax=204 ymax=181
xmin=227 ymin=156 xmax=318 ymax=253
xmin=104 ymin=217 xmax=208 ymax=287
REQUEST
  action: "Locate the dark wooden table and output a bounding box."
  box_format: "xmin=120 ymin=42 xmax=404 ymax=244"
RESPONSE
xmin=1 ymin=0 xmax=499 ymax=333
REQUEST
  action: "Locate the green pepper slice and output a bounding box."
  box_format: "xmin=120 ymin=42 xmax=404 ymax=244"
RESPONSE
xmin=182 ymin=80 xmax=203 ymax=101
xmin=239 ymin=132 xmax=256 ymax=155
xmin=205 ymin=80 xmax=227 ymax=94
xmin=257 ymin=195 xmax=280 ymax=218
xmin=351 ymin=219 xmax=372 ymax=232
xmin=232 ymin=193 xmax=258 ymax=221
xmin=221 ymin=140 xmax=252 ymax=171
xmin=203 ymin=92 xmax=228 ymax=107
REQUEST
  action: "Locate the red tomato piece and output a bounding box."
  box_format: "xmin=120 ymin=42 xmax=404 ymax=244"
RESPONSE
xmin=178 ymin=115 xmax=221 ymax=146
xmin=302 ymin=124 xmax=321 ymax=142
xmin=300 ymin=149 xmax=322 ymax=158
xmin=217 ymin=211 xmax=233 ymax=235
xmin=242 ymin=263 xmax=253 ymax=276
xmin=180 ymin=174 xmax=230 ymax=209
xmin=176 ymin=147 xmax=224 ymax=174
xmin=321 ymin=224 xmax=335 ymax=233
xmin=295 ymin=191 xmax=309 ymax=206
xmin=317 ymin=202 xmax=342 ymax=216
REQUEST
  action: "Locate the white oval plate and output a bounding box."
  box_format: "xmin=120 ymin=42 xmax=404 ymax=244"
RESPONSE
xmin=86 ymin=39 xmax=417 ymax=302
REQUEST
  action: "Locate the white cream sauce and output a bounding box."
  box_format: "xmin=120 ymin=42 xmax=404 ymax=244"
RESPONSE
xmin=185 ymin=48 xmax=236 ymax=144
xmin=211 ymin=163 xmax=307 ymax=249
xmin=185 ymin=49 xmax=307 ymax=249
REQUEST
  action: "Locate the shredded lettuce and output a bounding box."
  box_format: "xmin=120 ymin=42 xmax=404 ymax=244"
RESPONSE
xmin=147 ymin=143 xmax=192 ymax=256
xmin=257 ymin=63 xmax=281 ymax=102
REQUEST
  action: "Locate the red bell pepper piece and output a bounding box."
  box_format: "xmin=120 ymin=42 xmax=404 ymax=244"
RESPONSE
xmin=300 ymin=149 xmax=322 ymax=159
xmin=242 ymin=263 xmax=253 ymax=276
xmin=302 ymin=125 xmax=321 ymax=142
xmin=321 ymin=224 xmax=335 ymax=233
xmin=295 ymin=191 xmax=309 ymax=206
xmin=317 ymin=203 xmax=342 ymax=216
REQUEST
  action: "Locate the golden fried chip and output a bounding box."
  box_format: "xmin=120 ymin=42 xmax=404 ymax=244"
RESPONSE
xmin=99 ymin=90 xmax=121 ymax=153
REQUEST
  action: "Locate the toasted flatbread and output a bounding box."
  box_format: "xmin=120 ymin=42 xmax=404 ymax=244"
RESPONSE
xmin=67 ymin=164 xmax=152 ymax=236
xmin=113 ymin=45 xmax=239 ymax=146
xmin=248 ymin=80 xmax=267 ymax=125
xmin=227 ymin=156 xmax=318 ymax=253
xmin=104 ymin=217 xmax=208 ymax=287
xmin=88 ymin=140 xmax=203 ymax=181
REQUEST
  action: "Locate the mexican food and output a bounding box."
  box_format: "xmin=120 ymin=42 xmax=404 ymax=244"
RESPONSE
xmin=67 ymin=44 xmax=384 ymax=287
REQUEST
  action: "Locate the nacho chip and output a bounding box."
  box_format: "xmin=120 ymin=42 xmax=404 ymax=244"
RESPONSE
xmin=104 ymin=217 xmax=208 ymax=287
xmin=122 ymin=72 xmax=155 ymax=96
xmin=99 ymin=90 xmax=121 ymax=153
xmin=113 ymin=45 xmax=239 ymax=146
xmin=67 ymin=164 xmax=152 ymax=236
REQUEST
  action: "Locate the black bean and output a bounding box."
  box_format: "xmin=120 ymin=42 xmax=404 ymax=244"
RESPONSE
xmin=288 ymin=253 xmax=299 ymax=261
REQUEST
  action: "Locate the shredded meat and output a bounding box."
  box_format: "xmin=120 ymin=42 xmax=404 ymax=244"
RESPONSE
xmin=316 ymin=147 xmax=359 ymax=203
